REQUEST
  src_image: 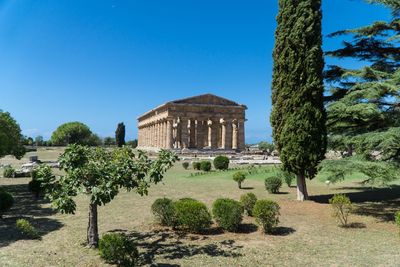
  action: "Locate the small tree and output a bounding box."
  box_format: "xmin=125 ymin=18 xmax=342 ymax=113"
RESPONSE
xmin=38 ymin=145 xmax=177 ymax=248
xmin=233 ymin=171 xmax=247 ymax=189
xmin=0 ymin=110 xmax=25 ymax=159
xmin=51 ymin=122 xmax=95 ymax=146
xmin=329 ymin=194 xmax=353 ymax=227
xmin=115 ymin=123 xmax=126 ymax=147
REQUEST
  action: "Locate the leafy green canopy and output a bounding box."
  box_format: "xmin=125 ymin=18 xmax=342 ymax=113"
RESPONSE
xmin=320 ymin=0 xmax=400 ymax=184
xmin=39 ymin=145 xmax=177 ymax=214
xmin=271 ymin=0 xmax=327 ymax=178
xmin=51 ymin=122 xmax=99 ymax=146
xmin=0 ymin=110 xmax=25 ymax=159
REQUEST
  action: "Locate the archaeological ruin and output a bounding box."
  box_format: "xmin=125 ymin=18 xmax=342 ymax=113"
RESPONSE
xmin=137 ymin=94 xmax=247 ymax=151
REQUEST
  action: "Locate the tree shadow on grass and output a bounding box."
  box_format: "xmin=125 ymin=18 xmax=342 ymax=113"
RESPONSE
xmin=0 ymin=183 xmax=63 ymax=248
xmin=122 ymin=230 xmax=243 ymax=266
xmin=240 ymin=187 xmax=255 ymax=190
xmin=270 ymin=226 xmax=296 ymax=236
xmin=310 ymin=185 xmax=400 ymax=222
xmin=342 ymin=222 xmax=366 ymax=229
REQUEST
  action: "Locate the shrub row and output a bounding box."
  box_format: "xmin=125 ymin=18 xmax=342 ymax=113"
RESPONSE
xmin=151 ymin=194 xmax=280 ymax=234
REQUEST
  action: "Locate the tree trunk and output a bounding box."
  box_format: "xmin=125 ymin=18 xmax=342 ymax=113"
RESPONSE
xmin=87 ymin=203 xmax=99 ymax=248
xmin=296 ymin=174 xmax=309 ymax=201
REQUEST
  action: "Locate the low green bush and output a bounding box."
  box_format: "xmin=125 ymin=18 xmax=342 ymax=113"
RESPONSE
xmin=192 ymin=162 xmax=201 ymax=170
xmin=174 ymin=198 xmax=212 ymax=233
xmin=264 ymin=176 xmax=282 ymax=194
xmin=233 ymin=171 xmax=247 ymax=189
xmin=240 ymin=193 xmax=257 ymax=216
xmin=151 ymin=198 xmax=176 ymax=227
xmin=212 ymin=198 xmax=243 ymax=232
xmin=182 ymin=162 xmax=189 ymax=170
xmin=99 ymin=233 xmax=139 ymax=266
xmin=329 ymin=194 xmax=353 ymax=227
xmin=16 ymin=219 xmax=40 ymax=239
xmin=0 ymin=189 xmax=14 ymax=218
xmin=253 ymin=199 xmax=280 ymax=233
xmin=200 ymin=161 xmax=212 ymax=172
xmin=278 ymin=169 xmax=295 ymax=187
xmin=395 ymin=211 xmax=400 ymax=233
xmin=213 ymin=156 xmax=230 ymax=170
xmin=3 ymin=166 xmax=15 ymax=178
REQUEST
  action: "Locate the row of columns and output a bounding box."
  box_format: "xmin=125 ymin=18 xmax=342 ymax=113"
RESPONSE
xmin=138 ymin=117 xmax=245 ymax=150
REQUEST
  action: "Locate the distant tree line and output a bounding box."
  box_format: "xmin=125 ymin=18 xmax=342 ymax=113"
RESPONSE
xmin=21 ymin=122 xmax=137 ymax=148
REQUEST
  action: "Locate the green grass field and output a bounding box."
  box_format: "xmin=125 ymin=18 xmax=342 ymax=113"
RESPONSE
xmin=1 ymin=149 xmax=400 ymax=266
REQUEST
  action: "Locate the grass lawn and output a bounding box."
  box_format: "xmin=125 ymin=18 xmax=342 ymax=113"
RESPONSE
xmin=1 ymin=149 xmax=400 ymax=266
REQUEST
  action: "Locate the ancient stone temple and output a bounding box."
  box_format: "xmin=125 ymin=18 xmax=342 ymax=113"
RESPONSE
xmin=137 ymin=94 xmax=247 ymax=151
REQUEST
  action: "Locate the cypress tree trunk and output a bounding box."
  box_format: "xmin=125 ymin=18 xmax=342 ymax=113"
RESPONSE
xmin=87 ymin=203 xmax=99 ymax=248
xmin=296 ymin=174 xmax=309 ymax=201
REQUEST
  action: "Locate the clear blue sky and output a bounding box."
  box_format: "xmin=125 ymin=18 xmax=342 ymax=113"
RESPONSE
xmin=0 ymin=0 xmax=391 ymax=143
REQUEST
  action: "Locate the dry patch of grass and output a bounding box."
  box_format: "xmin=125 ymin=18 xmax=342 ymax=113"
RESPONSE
xmin=1 ymin=151 xmax=400 ymax=266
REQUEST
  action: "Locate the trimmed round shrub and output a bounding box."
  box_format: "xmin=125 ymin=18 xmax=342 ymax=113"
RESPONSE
xmin=212 ymin=198 xmax=243 ymax=232
xmin=16 ymin=219 xmax=40 ymax=239
xmin=174 ymin=198 xmax=212 ymax=233
xmin=329 ymin=194 xmax=353 ymax=227
xmin=3 ymin=166 xmax=15 ymax=178
xmin=265 ymin=176 xmax=282 ymax=194
xmin=151 ymin=198 xmax=176 ymax=227
xmin=0 ymin=189 xmax=14 ymax=217
xmin=182 ymin=162 xmax=189 ymax=170
xmin=213 ymin=156 xmax=230 ymax=170
xmin=240 ymin=192 xmax=257 ymax=216
xmin=233 ymin=171 xmax=247 ymax=189
xmin=192 ymin=162 xmax=201 ymax=170
xmin=253 ymin=199 xmax=280 ymax=234
xmin=200 ymin=161 xmax=212 ymax=172
xmin=99 ymin=233 xmax=139 ymax=266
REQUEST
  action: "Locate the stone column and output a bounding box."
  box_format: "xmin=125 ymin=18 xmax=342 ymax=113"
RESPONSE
xmin=152 ymin=124 xmax=155 ymax=147
xmin=157 ymin=122 xmax=162 ymax=148
xmin=220 ymin=118 xmax=226 ymax=149
xmin=238 ymin=119 xmax=245 ymax=150
xmin=166 ymin=120 xmax=173 ymax=149
xmin=180 ymin=118 xmax=189 ymax=149
xmin=145 ymin=126 xmax=148 ymax=147
xmin=207 ymin=119 xmax=213 ymax=148
xmin=160 ymin=121 xmax=164 ymax=148
xmin=149 ymin=125 xmax=152 ymax=147
xmin=174 ymin=119 xmax=181 ymax=149
xmin=232 ymin=120 xmax=238 ymax=150
xmin=189 ymin=119 xmax=196 ymax=148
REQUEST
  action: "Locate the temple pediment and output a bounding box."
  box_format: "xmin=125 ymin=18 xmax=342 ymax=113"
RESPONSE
xmin=171 ymin=94 xmax=242 ymax=107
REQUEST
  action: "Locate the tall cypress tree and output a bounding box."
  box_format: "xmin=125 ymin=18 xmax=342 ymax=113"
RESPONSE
xmin=271 ymin=0 xmax=327 ymax=201
xmin=115 ymin=122 xmax=126 ymax=147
